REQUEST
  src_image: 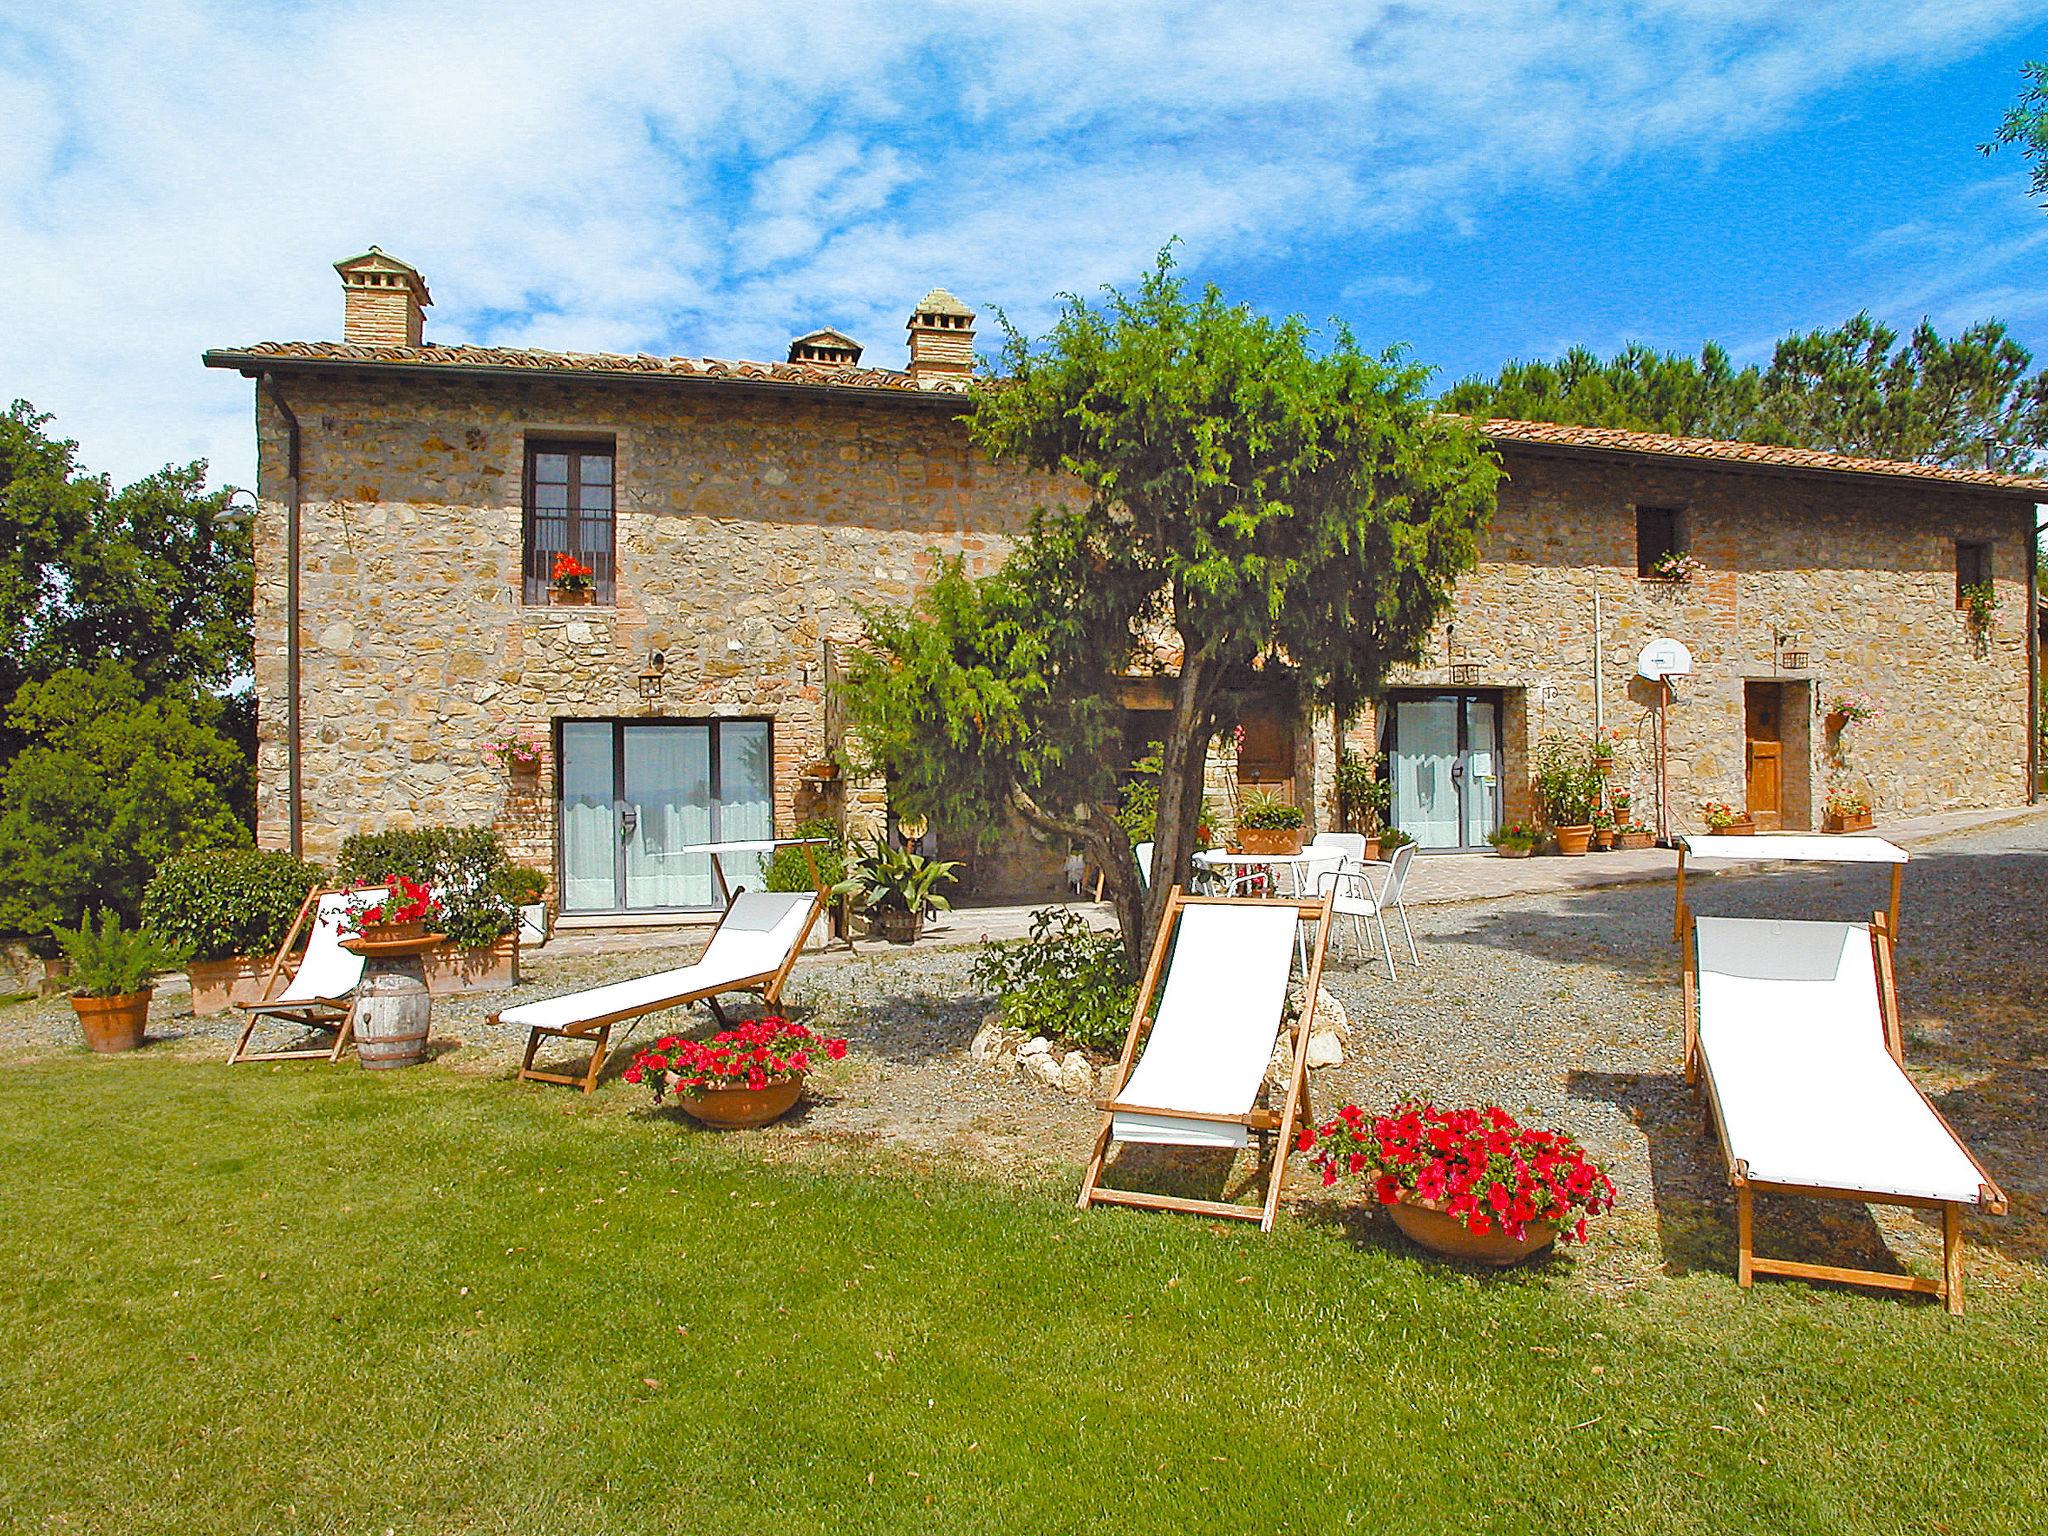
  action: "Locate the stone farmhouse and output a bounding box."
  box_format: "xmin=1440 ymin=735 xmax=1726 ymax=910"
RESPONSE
xmin=205 ymin=250 xmax=2043 ymax=919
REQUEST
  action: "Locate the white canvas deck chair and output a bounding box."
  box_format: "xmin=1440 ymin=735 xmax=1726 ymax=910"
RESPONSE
xmin=495 ymin=886 xmax=825 ymax=1093
xmin=227 ymin=885 xmax=386 ymax=1065
xmin=1676 ymin=835 xmax=2006 ymax=1314
xmin=1079 ymin=887 xmax=1336 ymax=1231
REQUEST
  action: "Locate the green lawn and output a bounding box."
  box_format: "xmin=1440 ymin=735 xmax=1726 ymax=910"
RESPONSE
xmin=2 ymin=1054 xmax=2041 ymax=1535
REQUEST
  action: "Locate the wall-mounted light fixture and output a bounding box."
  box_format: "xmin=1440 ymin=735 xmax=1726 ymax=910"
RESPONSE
xmin=637 ymin=650 xmax=667 ymax=701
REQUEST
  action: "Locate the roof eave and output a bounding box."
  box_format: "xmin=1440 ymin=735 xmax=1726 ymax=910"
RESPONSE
xmin=200 ymin=349 xmax=972 ymax=411
xmin=1489 ymin=433 xmax=2047 ymax=502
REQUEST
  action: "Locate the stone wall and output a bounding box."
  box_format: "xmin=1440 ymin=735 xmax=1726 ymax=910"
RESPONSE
xmin=249 ymin=373 xmax=1070 ymax=897
xmin=250 ymin=375 xmax=2036 ymax=905
xmin=1310 ymin=448 xmax=2036 ymax=837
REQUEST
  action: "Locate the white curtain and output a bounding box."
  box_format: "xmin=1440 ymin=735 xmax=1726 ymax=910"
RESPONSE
xmin=559 ymin=722 xmax=616 ymax=913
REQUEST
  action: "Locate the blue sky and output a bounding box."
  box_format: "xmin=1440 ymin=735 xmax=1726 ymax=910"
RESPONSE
xmin=2 ymin=2 xmax=2045 ymax=491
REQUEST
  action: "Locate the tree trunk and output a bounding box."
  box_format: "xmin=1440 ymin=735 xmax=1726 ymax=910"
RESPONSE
xmin=1141 ymin=649 xmax=1220 ymax=958
xmin=1005 ymin=786 xmax=1147 ymax=973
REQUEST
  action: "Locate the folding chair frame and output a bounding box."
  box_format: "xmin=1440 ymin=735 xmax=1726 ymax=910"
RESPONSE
xmin=227 ymin=885 xmax=359 ymax=1065
xmin=498 ymin=886 xmax=826 ymax=1094
xmin=1681 ymin=899 xmax=2007 ymax=1315
xmin=1078 ymin=887 xmax=1336 ymax=1232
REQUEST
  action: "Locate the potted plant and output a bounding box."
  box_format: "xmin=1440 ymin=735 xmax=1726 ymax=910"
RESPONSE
xmin=625 ymin=1016 xmax=848 ymax=1129
xmin=1823 ymin=786 xmax=1874 ymax=834
xmin=1589 ymin=730 xmax=1619 ymax=776
xmin=1824 ymin=690 xmax=1878 ymax=736
xmin=55 ymin=910 xmax=185 ymax=1054
xmin=335 ymin=826 xmax=524 ymax=994
xmin=491 ymin=864 xmax=552 ymax=947
xmin=339 ymin=875 xmax=443 ymax=945
xmin=1701 ymin=800 xmax=1754 ymax=836
xmin=1300 ymin=1100 xmax=1615 ymax=1267
xmin=140 ymin=848 xmax=330 ymax=1015
xmin=1486 ymin=822 xmax=1540 ymax=858
xmin=1645 ymin=549 xmax=1702 ymax=583
xmin=1336 ymin=749 xmax=1391 ymax=857
xmin=1532 ymin=732 xmax=1600 ymax=856
xmin=549 ymin=552 xmax=596 ymax=606
xmin=483 ymin=729 xmax=546 ymax=776
xmin=834 ymin=838 xmax=961 ymax=944
xmin=1960 ymin=580 xmax=1998 ymax=631
xmin=1236 ymin=788 xmax=1307 ymax=855
xmin=1590 ymin=810 xmax=1616 ymax=851
xmin=1615 ymin=822 xmax=1656 ymax=851
xmin=1377 ymin=827 xmax=1415 ymax=855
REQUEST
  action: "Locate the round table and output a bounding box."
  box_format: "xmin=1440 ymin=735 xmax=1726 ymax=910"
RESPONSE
xmin=1192 ymin=849 xmax=1345 ymax=899
xmin=339 ymin=931 xmax=445 ymax=1068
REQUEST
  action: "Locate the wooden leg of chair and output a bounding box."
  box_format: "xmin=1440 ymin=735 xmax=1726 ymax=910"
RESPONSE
xmin=1076 ymin=1116 xmax=1115 ymax=1211
xmin=327 ymin=1001 xmax=356 ymax=1063
xmin=581 ymin=1024 xmax=612 ymax=1095
xmin=1943 ymin=1204 xmax=1964 ymax=1317
xmin=228 ymin=1011 xmax=260 ymax=1065
xmin=1736 ymin=1187 xmax=1755 ymax=1290
xmin=706 ymin=996 xmax=730 ymax=1028
xmin=519 ymin=1026 xmax=545 ymax=1083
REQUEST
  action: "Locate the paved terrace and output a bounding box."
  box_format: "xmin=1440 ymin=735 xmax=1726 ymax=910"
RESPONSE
xmin=538 ymin=802 xmax=2042 ymax=960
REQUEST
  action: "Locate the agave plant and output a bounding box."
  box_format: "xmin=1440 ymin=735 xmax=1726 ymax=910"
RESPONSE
xmin=832 ymin=838 xmax=962 ymax=915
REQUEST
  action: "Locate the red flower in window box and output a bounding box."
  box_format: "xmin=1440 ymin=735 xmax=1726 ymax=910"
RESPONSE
xmin=549 ymin=553 xmax=595 ymax=593
xmin=338 ymin=874 xmax=443 ymax=938
xmin=1302 ymin=1100 xmax=1614 ymax=1265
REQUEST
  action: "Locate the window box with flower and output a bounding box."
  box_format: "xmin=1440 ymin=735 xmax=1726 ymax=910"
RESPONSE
xmin=338 ymin=876 xmax=444 ymax=951
xmin=1822 ymin=785 xmax=1874 ymax=834
xmin=484 ymin=729 xmax=546 ymax=777
xmin=1645 ymin=549 xmax=1702 ymax=584
xmin=1700 ymin=800 xmax=1753 ymax=835
xmin=626 ymin=1016 xmax=849 ymax=1128
xmin=1300 ymin=1101 xmax=1615 ymax=1266
xmin=548 ymin=553 xmax=597 ymax=606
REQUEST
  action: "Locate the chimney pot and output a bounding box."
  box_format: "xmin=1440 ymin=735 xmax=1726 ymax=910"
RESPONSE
xmin=335 ymin=246 xmax=432 ymax=347
xmin=906 ymin=287 xmax=975 ymax=386
xmin=787 ymin=327 xmax=865 ymax=367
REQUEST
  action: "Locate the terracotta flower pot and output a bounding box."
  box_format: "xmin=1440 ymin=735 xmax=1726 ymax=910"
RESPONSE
xmin=1824 ymin=710 xmax=1850 ymax=735
xmin=1616 ymin=831 xmax=1656 ymax=850
xmin=1590 ymin=829 xmax=1614 ymax=851
xmin=1553 ymin=824 xmax=1593 ymax=856
xmin=1710 ymin=818 xmax=1756 ymax=836
xmin=71 ymin=988 xmax=153 ymax=1053
xmin=1363 ymin=836 xmax=1382 ymax=862
xmin=1238 ymin=827 xmax=1304 ymax=856
xmin=672 ymin=1073 xmax=804 ymax=1129
xmin=351 ymin=920 xmax=427 ymax=946
xmin=550 ymin=587 xmax=594 ymax=607
xmin=187 ymin=954 xmax=274 ymax=1016
xmin=1387 ymin=1198 xmax=1558 ymax=1268
xmin=1494 ymin=844 xmax=1532 ymax=858
xmin=1823 ymin=810 xmax=1874 ymax=834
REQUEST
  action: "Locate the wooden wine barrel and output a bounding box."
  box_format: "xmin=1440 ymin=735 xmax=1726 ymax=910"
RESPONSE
xmin=354 ymin=955 xmax=431 ymax=1069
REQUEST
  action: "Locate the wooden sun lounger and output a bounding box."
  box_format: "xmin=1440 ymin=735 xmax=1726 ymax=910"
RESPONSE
xmin=1677 ymin=837 xmax=2005 ymax=1314
xmin=1078 ymin=888 xmax=1335 ymax=1231
xmin=493 ymin=887 xmax=825 ymax=1093
xmin=228 ymin=886 xmax=385 ymax=1065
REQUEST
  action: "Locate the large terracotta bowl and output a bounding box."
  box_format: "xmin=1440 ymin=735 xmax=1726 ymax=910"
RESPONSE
xmin=670 ymin=1074 xmax=804 ymax=1129
xmin=1387 ymin=1199 xmax=1558 ymax=1268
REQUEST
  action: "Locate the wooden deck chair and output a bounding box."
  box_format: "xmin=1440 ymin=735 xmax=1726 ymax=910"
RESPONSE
xmin=1079 ymin=887 xmax=1335 ymax=1231
xmin=1685 ymin=912 xmax=2007 ymax=1315
xmin=227 ymin=885 xmax=385 ymax=1065
xmin=494 ymin=887 xmax=826 ymax=1093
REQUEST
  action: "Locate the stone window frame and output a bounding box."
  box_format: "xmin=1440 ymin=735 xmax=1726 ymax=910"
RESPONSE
xmin=522 ymin=435 xmax=618 ymax=606
xmin=1953 ymin=538 xmax=1993 ymax=608
xmin=1634 ymin=503 xmax=1687 ymax=577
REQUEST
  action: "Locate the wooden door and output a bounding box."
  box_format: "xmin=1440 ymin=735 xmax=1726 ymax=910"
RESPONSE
xmin=1744 ymin=683 xmax=1783 ymax=830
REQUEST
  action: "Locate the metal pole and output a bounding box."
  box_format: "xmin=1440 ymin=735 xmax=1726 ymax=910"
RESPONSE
xmin=1656 ymin=678 xmax=1672 ymax=846
xmin=1593 ymin=587 xmax=1605 ymax=732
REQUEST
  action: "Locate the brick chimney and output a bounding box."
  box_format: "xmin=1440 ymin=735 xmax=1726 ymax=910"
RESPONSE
xmin=905 ymin=288 xmax=975 ymax=384
xmin=787 ymin=327 xmax=864 ymax=367
xmin=335 ymin=247 xmax=432 ymax=347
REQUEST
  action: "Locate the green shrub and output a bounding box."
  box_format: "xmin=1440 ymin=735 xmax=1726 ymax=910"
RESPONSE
xmin=1335 ymin=748 xmax=1391 ymax=834
xmin=1237 ymin=788 xmax=1305 ymax=831
xmin=140 ymin=848 xmax=329 ymax=962
xmin=1531 ymin=733 xmax=1601 ymax=826
xmin=335 ymin=826 xmax=515 ymax=949
xmin=0 ymin=663 xmax=251 ymax=937
xmin=968 ymin=907 xmax=1133 ymax=1051
xmin=762 ymin=819 xmax=847 ymax=893
xmin=55 ymin=909 xmax=186 ymax=997
xmin=488 ymin=865 xmax=550 ymax=907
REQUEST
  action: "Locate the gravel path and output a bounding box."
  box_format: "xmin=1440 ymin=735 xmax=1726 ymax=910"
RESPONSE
xmin=6 ymin=813 xmax=2041 ymax=1296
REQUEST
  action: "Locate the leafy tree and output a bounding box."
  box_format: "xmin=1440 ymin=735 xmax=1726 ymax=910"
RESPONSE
xmin=1982 ymin=58 xmax=2048 ymax=205
xmin=0 ymin=662 xmax=252 ymax=937
xmin=1442 ymin=316 xmax=2048 ymax=473
xmin=839 ymin=255 xmax=1499 ymax=963
xmin=1 ymin=401 xmax=252 ymax=754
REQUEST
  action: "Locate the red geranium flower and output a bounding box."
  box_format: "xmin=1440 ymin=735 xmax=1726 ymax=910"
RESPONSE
xmin=625 ymin=1016 xmax=850 ymax=1105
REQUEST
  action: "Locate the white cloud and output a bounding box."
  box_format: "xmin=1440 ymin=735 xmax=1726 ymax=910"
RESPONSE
xmin=0 ymin=0 xmax=2040 ymax=486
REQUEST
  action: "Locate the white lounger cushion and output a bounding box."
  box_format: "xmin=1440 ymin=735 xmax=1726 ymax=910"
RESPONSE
xmin=1695 ymin=917 xmax=1986 ymax=1205
xmin=498 ymin=890 xmax=816 ymax=1033
xmin=1112 ymin=903 xmax=1301 ymax=1151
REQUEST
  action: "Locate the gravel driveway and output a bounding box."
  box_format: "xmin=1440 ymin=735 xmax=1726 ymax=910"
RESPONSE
xmin=6 ymin=813 xmax=2041 ymax=1296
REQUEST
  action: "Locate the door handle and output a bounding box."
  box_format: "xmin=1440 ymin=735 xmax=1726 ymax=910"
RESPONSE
xmin=619 ymin=803 xmax=639 ymax=838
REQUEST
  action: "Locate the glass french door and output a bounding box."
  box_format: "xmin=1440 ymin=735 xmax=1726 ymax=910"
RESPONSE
xmin=557 ymin=718 xmax=774 ymax=913
xmin=1385 ymin=694 xmax=1502 ymax=851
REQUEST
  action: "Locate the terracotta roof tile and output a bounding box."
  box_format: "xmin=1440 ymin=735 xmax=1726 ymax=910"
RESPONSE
xmin=202 ymin=339 xmax=969 ymax=395
xmin=1481 ymin=417 xmax=2046 ymax=494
